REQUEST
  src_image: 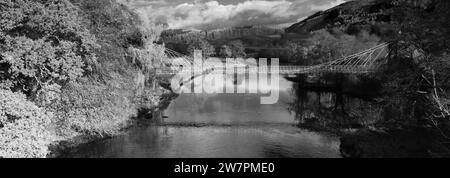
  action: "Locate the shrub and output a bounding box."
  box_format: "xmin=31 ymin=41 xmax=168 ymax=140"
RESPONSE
xmin=0 ymin=89 xmax=55 ymax=158
xmin=0 ymin=0 xmax=98 ymax=96
xmin=53 ymin=77 xmax=136 ymax=138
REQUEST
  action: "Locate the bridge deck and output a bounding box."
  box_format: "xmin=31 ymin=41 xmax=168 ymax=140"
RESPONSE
xmin=154 ymin=65 xmax=376 ymax=75
xmin=160 ymin=43 xmax=389 ymax=76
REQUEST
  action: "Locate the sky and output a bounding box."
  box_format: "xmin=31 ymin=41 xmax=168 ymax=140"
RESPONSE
xmin=118 ymin=0 xmax=348 ymax=30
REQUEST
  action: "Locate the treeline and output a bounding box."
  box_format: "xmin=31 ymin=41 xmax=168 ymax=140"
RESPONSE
xmin=161 ymin=25 xmax=286 ymax=59
xmin=0 ymin=0 xmax=165 ymax=157
xmin=165 ymin=38 xmax=247 ymax=58
xmin=161 ymin=25 xmax=283 ymax=43
xmin=285 ymin=29 xmax=381 ymax=65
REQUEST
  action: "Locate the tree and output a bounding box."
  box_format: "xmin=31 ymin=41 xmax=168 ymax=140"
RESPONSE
xmin=286 ymin=42 xmax=310 ymax=65
xmin=286 ymin=29 xmax=380 ymax=65
xmin=0 ymin=0 xmax=169 ymax=158
xmin=0 ymin=89 xmax=54 ymax=158
xmin=228 ymin=40 xmax=246 ymax=58
xmin=218 ymin=45 xmax=232 ymax=58
xmin=0 ymin=0 xmax=98 ymax=97
xmin=381 ymin=0 xmax=450 ymax=129
xmin=392 ymin=0 xmax=450 ymax=54
xmin=186 ymin=38 xmax=215 ymax=57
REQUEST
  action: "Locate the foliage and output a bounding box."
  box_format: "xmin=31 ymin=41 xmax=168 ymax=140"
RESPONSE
xmin=287 ymin=29 xmax=380 ymax=65
xmin=161 ymin=26 xmax=283 ymax=43
xmin=228 ymin=40 xmax=247 ymax=58
xmin=381 ymin=0 xmax=450 ymax=129
xmin=186 ymin=38 xmax=215 ymax=57
xmin=218 ymin=45 xmax=232 ymax=58
xmin=51 ymin=73 xmax=161 ymax=139
xmin=128 ymin=44 xmax=166 ymax=72
xmin=0 ymin=89 xmax=56 ymax=158
xmin=49 ymin=0 xmax=166 ymax=138
xmin=128 ymin=25 xmax=166 ymax=73
xmin=0 ymin=0 xmax=98 ymax=97
xmin=392 ymin=0 xmax=450 ymax=54
xmin=418 ymin=54 xmax=450 ymax=129
xmin=51 ymin=77 xmax=136 ymax=137
xmin=0 ymin=0 xmax=167 ymax=158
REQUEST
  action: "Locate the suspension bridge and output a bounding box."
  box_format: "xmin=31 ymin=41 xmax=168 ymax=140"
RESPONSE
xmin=154 ymin=42 xmax=390 ymax=76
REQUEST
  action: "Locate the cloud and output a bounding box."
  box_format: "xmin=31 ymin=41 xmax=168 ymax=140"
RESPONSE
xmin=310 ymin=0 xmax=346 ymax=11
xmin=123 ymin=0 xmax=347 ymax=30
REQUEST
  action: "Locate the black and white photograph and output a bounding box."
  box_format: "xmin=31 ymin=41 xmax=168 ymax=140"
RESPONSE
xmin=1 ymin=0 xmax=450 ymax=170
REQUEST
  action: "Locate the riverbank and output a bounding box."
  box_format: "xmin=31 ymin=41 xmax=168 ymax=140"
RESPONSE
xmin=48 ymin=88 xmax=178 ymax=158
xmin=339 ymin=126 xmax=450 ymax=158
xmin=0 ymin=0 xmax=176 ymax=158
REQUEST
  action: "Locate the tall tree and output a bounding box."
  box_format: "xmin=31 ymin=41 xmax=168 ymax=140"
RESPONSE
xmin=228 ymin=40 xmax=246 ymax=58
xmin=186 ymin=38 xmax=215 ymax=57
xmin=218 ymin=45 xmax=232 ymax=58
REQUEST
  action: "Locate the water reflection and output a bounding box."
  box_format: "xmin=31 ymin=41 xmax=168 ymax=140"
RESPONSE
xmin=61 ymin=76 xmax=342 ymax=158
xmin=64 ymin=125 xmax=341 ymax=158
xmin=288 ymin=81 xmax=384 ymax=130
xmin=61 ymin=73 xmax=444 ymax=158
xmin=285 ymin=77 xmax=447 ymax=158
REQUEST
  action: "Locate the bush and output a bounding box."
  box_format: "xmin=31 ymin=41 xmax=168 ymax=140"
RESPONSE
xmin=53 ymin=77 xmax=136 ymax=138
xmin=52 ymin=71 xmax=160 ymax=138
xmin=0 ymin=0 xmax=98 ymax=96
xmin=0 ymin=89 xmax=55 ymax=158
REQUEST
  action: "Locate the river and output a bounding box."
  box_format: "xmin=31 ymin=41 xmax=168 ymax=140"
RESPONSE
xmin=61 ymin=72 xmax=442 ymax=158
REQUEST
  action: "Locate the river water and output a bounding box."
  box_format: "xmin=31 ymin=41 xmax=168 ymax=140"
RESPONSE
xmin=62 ymin=72 xmax=440 ymax=158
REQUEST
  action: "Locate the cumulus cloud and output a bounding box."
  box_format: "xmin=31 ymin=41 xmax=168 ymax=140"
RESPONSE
xmin=122 ymin=0 xmax=347 ymax=30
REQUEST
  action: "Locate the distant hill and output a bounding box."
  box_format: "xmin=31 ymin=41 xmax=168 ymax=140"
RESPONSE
xmin=285 ymin=0 xmax=395 ymax=35
xmin=161 ymin=25 xmax=284 ymax=43
xmin=161 ymin=25 xmax=287 ymax=56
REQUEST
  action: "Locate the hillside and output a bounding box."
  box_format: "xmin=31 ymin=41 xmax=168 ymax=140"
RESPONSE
xmin=285 ymin=0 xmax=395 ymax=35
xmin=161 ymin=25 xmax=284 ymax=43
